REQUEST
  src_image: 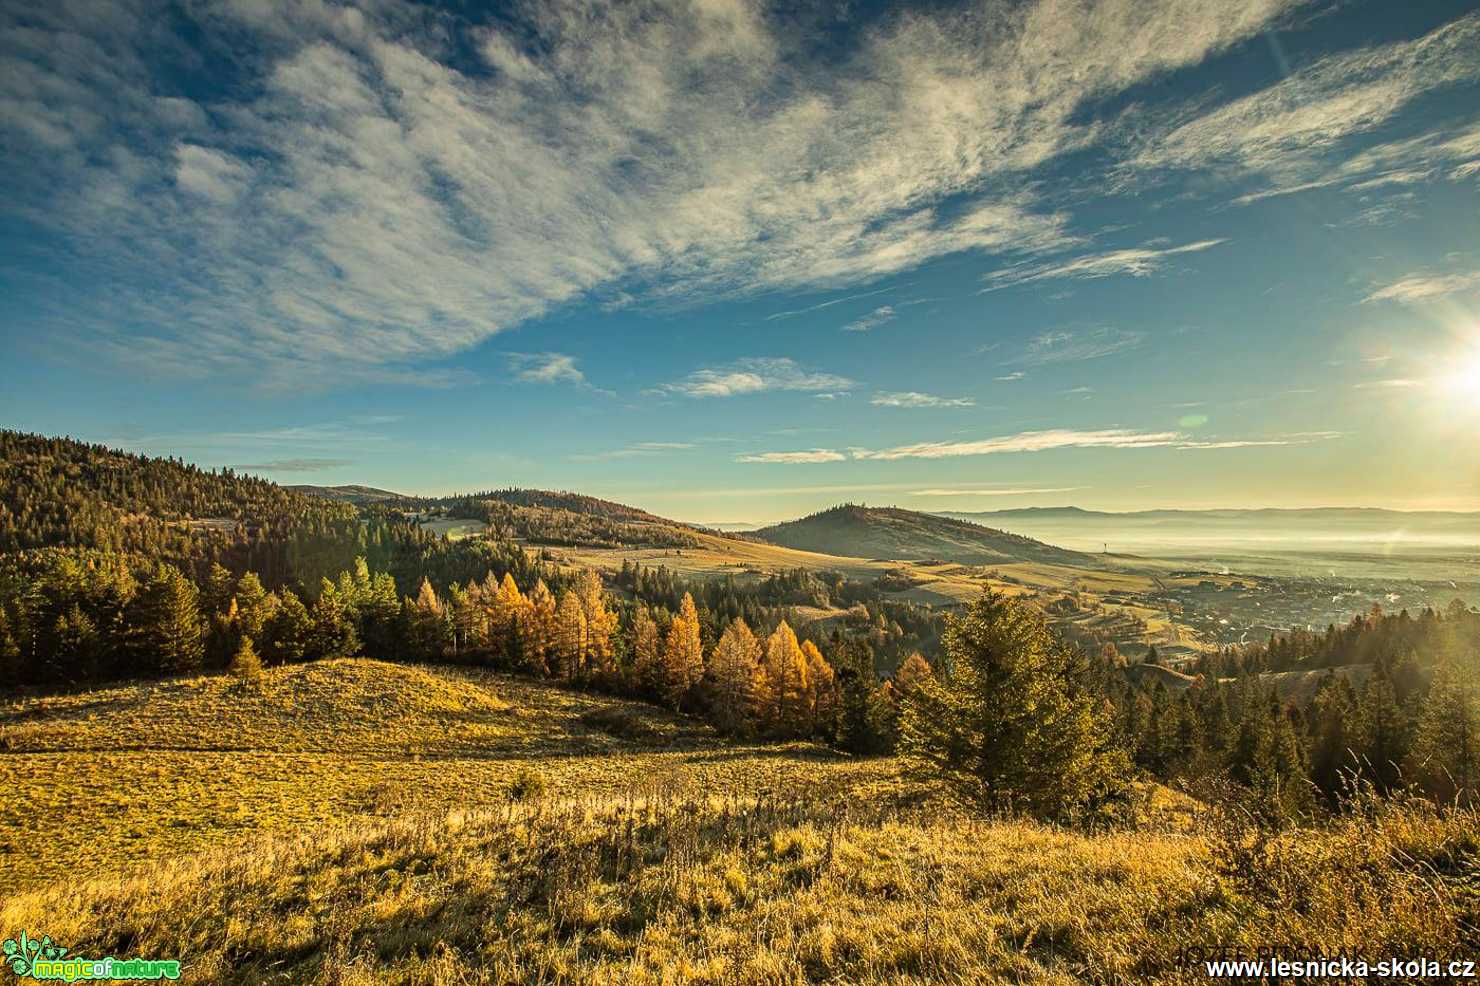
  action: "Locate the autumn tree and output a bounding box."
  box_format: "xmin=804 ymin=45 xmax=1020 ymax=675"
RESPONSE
xmin=517 ymin=579 xmax=556 ymax=676
xmin=659 ymin=592 xmax=704 ymax=708
xmin=756 ymin=620 xmax=811 ymax=738
xmin=802 ymin=639 xmax=837 ymax=739
xmin=706 ymin=618 xmax=760 ymax=735
xmin=629 ymin=605 xmax=662 ymax=697
xmin=554 ymin=590 xmax=588 ymax=681
xmin=575 ymin=569 xmax=618 ymax=682
xmin=899 ymin=591 xmax=1129 ymax=823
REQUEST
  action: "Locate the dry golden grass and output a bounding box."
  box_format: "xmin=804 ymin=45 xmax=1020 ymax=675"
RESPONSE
xmin=0 ymin=661 xmax=904 ymax=892
xmin=3 ymin=787 xmax=1474 ymax=984
xmin=4 ymin=659 xmax=1475 ymax=984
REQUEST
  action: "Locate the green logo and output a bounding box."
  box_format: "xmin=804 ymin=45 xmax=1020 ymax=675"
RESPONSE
xmin=2 ymin=933 xmax=179 ymax=982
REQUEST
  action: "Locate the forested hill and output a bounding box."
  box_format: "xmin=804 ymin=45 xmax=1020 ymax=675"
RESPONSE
xmin=0 ymin=431 xmax=363 ymax=581
xmin=751 ymin=504 xmax=1091 ymax=566
xmin=0 ymin=431 xmax=536 ymax=593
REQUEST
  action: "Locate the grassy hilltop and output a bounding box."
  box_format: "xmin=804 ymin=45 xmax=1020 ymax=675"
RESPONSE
xmin=3 ymin=660 xmax=1477 ymax=985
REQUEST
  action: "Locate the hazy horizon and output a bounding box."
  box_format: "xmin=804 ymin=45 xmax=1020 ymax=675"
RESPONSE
xmin=4 ymin=0 xmax=1479 ymax=522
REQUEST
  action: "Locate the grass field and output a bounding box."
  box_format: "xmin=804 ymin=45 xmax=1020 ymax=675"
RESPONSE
xmin=4 ymin=660 xmax=1475 ymax=984
xmin=0 ymin=661 xmax=903 ymax=894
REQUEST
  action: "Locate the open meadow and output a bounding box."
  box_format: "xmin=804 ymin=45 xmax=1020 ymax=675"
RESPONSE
xmin=3 ymin=659 xmax=1477 ymax=984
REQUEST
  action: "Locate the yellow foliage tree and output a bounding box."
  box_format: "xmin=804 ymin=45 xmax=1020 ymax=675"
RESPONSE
xmin=554 ymin=590 xmax=587 ymax=681
xmin=659 ymin=592 xmax=704 ymax=708
xmin=575 ymin=569 xmax=617 ymax=682
xmin=802 ymin=639 xmax=837 ymax=737
xmin=630 ymin=605 xmax=662 ymax=696
xmin=517 ymin=579 xmax=556 ymax=677
xmin=707 ymin=618 xmax=760 ymax=736
xmin=757 ymin=621 xmax=811 ymax=738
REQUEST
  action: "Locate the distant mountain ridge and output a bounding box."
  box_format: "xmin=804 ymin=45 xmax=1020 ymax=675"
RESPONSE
xmin=751 ymin=504 xmax=1090 ymax=566
xmin=936 ymin=506 xmax=1480 ymax=538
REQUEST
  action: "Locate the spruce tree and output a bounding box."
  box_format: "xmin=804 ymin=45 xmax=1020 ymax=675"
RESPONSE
xmin=1409 ymin=662 xmax=1479 ymax=805
xmin=128 ymin=563 xmax=205 ymax=676
xmin=230 ymin=635 xmax=265 ymax=686
xmin=898 ymin=591 xmax=1129 ymax=822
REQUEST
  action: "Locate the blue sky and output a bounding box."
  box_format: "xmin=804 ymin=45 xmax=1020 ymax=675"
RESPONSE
xmin=2 ymin=0 xmax=1479 ymax=523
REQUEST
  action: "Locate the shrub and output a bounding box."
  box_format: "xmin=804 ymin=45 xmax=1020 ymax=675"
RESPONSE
xmin=508 ymin=767 xmax=548 ymax=802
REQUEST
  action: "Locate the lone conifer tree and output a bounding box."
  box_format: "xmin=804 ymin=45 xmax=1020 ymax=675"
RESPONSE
xmin=230 ymin=635 xmax=265 ymax=686
xmin=899 ymin=591 xmax=1129 ymax=822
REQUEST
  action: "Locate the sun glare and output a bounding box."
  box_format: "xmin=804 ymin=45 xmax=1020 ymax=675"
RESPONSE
xmin=1446 ymin=348 xmax=1480 ymax=411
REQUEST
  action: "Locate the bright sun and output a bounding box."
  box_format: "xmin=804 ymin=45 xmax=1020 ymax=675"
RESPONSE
xmin=1453 ymin=350 xmax=1480 ymax=403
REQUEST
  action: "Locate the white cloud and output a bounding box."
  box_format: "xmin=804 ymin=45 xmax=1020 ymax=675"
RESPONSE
xmin=909 ymin=487 xmax=1085 ymax=496
xmin=843 ymin=305 xmax=896 ymax=333
xmin=982 ymin=241 xmax=1227 ymax=291
xmin=508 ymin=352 xmax=588 ymax=386
xmin=852 ymin=428 xmax=1184 ymax=460
xmin=661 ymin=358 xmax=853 ymax=398
xmin=995 ymin=371 xmax=1026 ymax=382
xmin=1363 ymin=272 xmax=1480 ymax=305
xmin=570 ymin=441 xmax=695 ymax=462
xmin=736 ymin=449 xmax=848 ymax=464
xmin=1016 ymin=326 xmax=1147 ymax=365
xmin=1128 ymin=13 xmax=1480 ymax=198
xmin=870 ymin=391 xmax=974 ymax=408
xmin=0 ymin=0 xmax=1304 ymax=383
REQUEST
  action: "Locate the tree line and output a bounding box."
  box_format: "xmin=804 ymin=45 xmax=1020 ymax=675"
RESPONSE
xmin=1111 ymin=603 xmax=1480 ymax=819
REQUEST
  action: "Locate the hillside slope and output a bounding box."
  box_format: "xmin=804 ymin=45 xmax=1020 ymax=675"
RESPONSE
xmin=0 ymin=660 xmax=892 ymax=891
xmin=287 ymin=483 xmax=405 ymax=504
xmin=752 ymin=504 xmax=1091 ymax=566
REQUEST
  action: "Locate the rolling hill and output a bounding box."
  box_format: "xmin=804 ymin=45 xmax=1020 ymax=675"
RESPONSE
xmin=287 ymin=483 xmax=406 ymax=504
xmin=751 ymin=504 xmax=1094 ymax=567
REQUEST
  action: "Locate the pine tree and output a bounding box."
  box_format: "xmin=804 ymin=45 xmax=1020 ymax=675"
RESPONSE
xmin=230 ymin=634 xmax=265 ymax=686
xmin=0 ymin=606 xmax=22 ymax=687
xmin=1353 ymin=671 xmax=1411 ymax=794
xmin=235 ymin=572 xmax=272 ymax=640
xmin=53 ymin=603 xmax=102 ymax=680
xmin=554 ymin=590 xmax=587 ymax=681
xmin=263 ymin=588 xmax=311 ymax=665
xmin=308 ymin=579 xmax=359 ymax=661
xmin=706 ymin=618 xmax=759 ymax=736
xmin=659 ymin=593 xmax=704 ymax=708
xmin=1409 ymin=662 xmax=1480 ymax=806
xmin=127 ymin=563 xmax=205 ymax=676
xmin=833 ymin=635 xmax=882 ymax=754
xmin=898 ymin=591 xmax=1130 ymax=822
